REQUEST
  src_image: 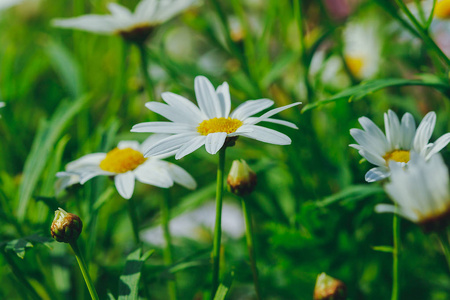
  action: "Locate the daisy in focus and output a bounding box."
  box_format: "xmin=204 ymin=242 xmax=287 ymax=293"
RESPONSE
xmin=57 ymin=135 xmax=196 ymax=199
xmin=376 ymin=153 xmax=450 ymax=232
xmin=350 ymin=110 xmax=450 ymax=182
xmin=131 ymin=75 xmax=301 ymax=159
xmin=52 ymin=0 xmax=196 ymax=43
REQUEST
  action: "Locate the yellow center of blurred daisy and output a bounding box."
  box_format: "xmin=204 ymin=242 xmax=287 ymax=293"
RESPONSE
xmin=345 ymin=56 xmax=364 ymax=78
xmin=197 ymin=117 xmax=243 ymax=136
xmin=434 ymin=0 xmax=450 ymax=19
xmin=99 ymin=148 xmax=147 ymax=173
xmin=383 ymin=150 xmax=410 ymax=164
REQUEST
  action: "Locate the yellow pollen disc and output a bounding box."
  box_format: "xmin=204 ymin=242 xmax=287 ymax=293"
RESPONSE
xmin=383 ymin=150 xmax=410 ymax=164
xmin=99 ymin=148 xmax=147 ymax=173
xmin=434 ymin=0 xmax=450 ymax=19
xmin=197 ymin=117 xmax=243 ymax=136
xmin=345 ymin=56 xmax=364 ymax=78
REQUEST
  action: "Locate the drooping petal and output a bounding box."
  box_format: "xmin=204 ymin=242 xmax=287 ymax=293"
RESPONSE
xmin=216 ymin=82 xmax=231 ymax=118
xmin=424 ymin=133 xmax=450 ymax=160
xmin=247 ymin=102 xmax=302 ymax=125
xmin=365 ymin=167 xmax=390 ymax=182
xmin=239 ymin=125 xmax=291 ymax=145
xmin=164 ymin=162 xmax=197 ymax=190
xmin=161 ymin=92 xmax=205 ymax=121
xmin=413 ymin=111 xmax=436 ymax=154
xmin=52 ymin=15 xmax=118 ymax=34
xmin=205 ymin=132 xmax=227 ymax=155
xmin=194 ymin=76 xmax=222 ymax=119
xmin=175 ymin=136 xmax=206 ymax=159
xmin=145 ymin=133 xmax=200 ymax=157
xmin=131 ymin=121 xmax=195 ymax=134
xmin=114 ymin=172 xmax=135 ymax=199
xmin=230 ymin=99 xmax=274 ymax=120
xmin=374 ymin=204 xmax=418 ymax=222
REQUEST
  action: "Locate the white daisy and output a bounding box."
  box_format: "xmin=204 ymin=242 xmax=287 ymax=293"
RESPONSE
xmin=131 ymin=75 xmax=301 ymax=159
xmin=343 ymin=15 xmax=383 ymax=79
xmin=52 ymin=0 xmax=195 ymax=42
xmin=376 ymin=153 xmax=450 ymax=232
xmin=58 ymin=135 xmax=196 ymax=199
xmin=350 ymin=110 xmax=450 ymax=182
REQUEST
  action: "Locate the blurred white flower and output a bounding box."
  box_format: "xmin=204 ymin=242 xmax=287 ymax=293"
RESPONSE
xmin=0 ymin=0 xmax=24 ymax=11
xmin=54 ymin=171 xmax=81 ymax=194
xmin=376 ymin=153 xmax=450 ymax=231
xmin=343 ymin=16 xmax=383 ymax=79
xmin=57 ymin=135 xmax=196 ymax=199
xmin=350 ymin=110 xmax=450 ymax=182
xmin=132 ymin=75 xmax=301 ymax=159
xmin=0 ymin=102 xmax=4 ymax=117
xmin=141 ymin=201 xmax=245 ymax=245
xmin=52 ymin=0 xmax=195 ymax=42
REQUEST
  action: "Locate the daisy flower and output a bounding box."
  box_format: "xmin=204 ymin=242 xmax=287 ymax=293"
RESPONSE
xmin=376 ymin=153 xmax=450 ymax=232
xmin=58 ymin=135 xmax=196 ymax=199
xmin=350 ymin=110 xmax=450 ymax=182
xmin=52 ymin=0 xmax=195 ymax=42
xmin=131 ymin=75 xmax=301 ymax=159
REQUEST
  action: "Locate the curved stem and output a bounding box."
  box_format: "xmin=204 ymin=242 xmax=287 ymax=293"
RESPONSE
xmin=241 ymin=197 xmax=261 ymax=300
xmin=391 ymin=212 xmax=400 ymax=300
xmin=136 ymin=42 xmax=156 ymax=102
xmin=69 ymin=241 xmax=99 ymax=300
xmin=161 ymin=190 xmax=178 ymax=300
xmin=211 ymin=147 xmax=227 ymax=299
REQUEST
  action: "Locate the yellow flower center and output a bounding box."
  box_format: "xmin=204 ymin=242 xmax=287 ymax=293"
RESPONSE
xmin=383 ymin=150 xmax=410 ymax=165
xmin=197 ymin=117 xmax=243 ymax=136
xmin=99 ymin=148 xmax=147 ymax=173
xmin=435 ymin=0 xmax=450 ymax=19
xmin=345 ymin=56 xmax=364 ymax=78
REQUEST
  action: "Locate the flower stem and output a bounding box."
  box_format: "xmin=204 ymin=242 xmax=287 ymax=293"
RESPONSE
xmin=127 ymin=197 xmax=141 ymax=244
xmin=211 ymin=147 xmax=227 ymax=299
xmin=391 ymin=211 xmax=400 ymax=300
xmin=241 ymin=197 xmax=261 ymax=300
xmin=161 ymin=190 xmax=178 ymax=300
xmin=436 ymin=229 xmax=450 ymax=272
xmin=136 ymin=42 xmax=156 ymax=102
xmin=69 ymin=241 xmax=99 ymax=300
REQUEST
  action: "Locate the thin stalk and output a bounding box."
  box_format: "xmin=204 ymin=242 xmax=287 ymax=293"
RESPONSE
xmin=391 ymin=211 xmax=400 ymax=300
xmin=211 ymin=147 xmax=227 ymax=299
xmin=436 ymin=229 xmax=450 ymax=272
xmin=136 ymin=42 xmax=156 ymax=102
xmin=127 ymin=197 xmax=141 ymax=244
xmin=69 ymin=241 xmax=99 ymax=300
xmin=106 ymin=40 xmax=129 ymax=119
xmin=2 ymin=250 xmax=41 ymax=300
xmin=161 ymin=190 xmax=178 ymax=300
xmin=241 ymin=197 xmax=261 ymax=300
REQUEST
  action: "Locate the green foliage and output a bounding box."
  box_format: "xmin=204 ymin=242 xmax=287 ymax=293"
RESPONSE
xmin=0 ymin=234 xmax=53 ymax=259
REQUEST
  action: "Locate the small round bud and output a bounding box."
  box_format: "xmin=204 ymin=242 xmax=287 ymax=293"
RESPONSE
xmin=227 ymin=160 xmax=257 ymax=196
xmin=313 ymin=272 xmax=347 ymax=300
xmin=51 ymin=208 xmax=83 ymax=243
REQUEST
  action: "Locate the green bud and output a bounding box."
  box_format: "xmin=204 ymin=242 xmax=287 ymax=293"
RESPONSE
xmin=313 ymin=272 xmax=346 ymax=300
xmin=227 ymin=160 xmax=257 ymax=196
xmin=51 ymin=208 xmax=83 ymax=243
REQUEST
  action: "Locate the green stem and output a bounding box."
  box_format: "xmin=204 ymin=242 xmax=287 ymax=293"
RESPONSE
xmin=106 ymin=40 xmax=129 ymax=119
xmin=391 ymin=212 xmax=400 ymax=300
xmin=69 ymin=241 xmax=99 ymax=300
xmin=211 ymin=147 xmax=227 ymax=299
xmin=136 ymin=42 xmax=156 ymax=102
xmin=127 ymin=197 xmax=141 ymax=244
xmin=436 ymin=229 xmax=450 ymax=272
xmin=241 ymin=198 xmax=261 ymax=300
xmin=161 ymin=190 xmax=178 ymax=300
xmin=2 ymin=250 xmax=41 ymax=300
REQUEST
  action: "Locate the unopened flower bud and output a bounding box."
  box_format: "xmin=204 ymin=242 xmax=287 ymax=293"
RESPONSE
xmin=313 ymin=272 xmax=346 ymax=300
xmin=227 ymin=160 xmax=257 ymax=196
xmin=51 ymin=208 xmax=83 ymax=243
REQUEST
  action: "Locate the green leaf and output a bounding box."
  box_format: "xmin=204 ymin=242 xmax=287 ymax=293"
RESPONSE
xmin=261 ymin=51 xmax=300 ymax=88
xmin=372 ymin=245 xmax=394 ymax=253
xmin=17 ymin=95 xmax=90 ymax=221
xmin=301 ymin=77 xmax=450 ymax=112
xmin=213 ymin=271 xmax=234 ymax=300
xmin=118 ymin=248 xmax=154 ymax=300
xmin=0 ymin=234 xmax=53 ymax=259
xmin=314 ymin=185 xmax=384 ymax=207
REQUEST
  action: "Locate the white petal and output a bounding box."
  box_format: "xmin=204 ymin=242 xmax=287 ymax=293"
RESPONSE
xmin=66 ymin=153 xmax=106 ymax=171
xmin=350 ymin=128 xmax=387 ymax=156
xmin=79 ymin=169 xmax=114 ymax=184
xmin=384 ymin=110 xmax=401 ymax=149
xmin=358 ymin=149 xmax=385 ymax=167
xmin=134 ymin=162 xmax=174 ymax=188
xmin=131 ymin=121 xmax=195 ymax=133
xmin=165 ymin=162 xmax=197 ymax=190
xmin=161 ymin=92 xmax=205 ymax=121
xmin=425 ymin=133 xmax=450 ymax=159
xmin=175 ymin=136 xmax=206 ymax=159
xmin=239 ymin=125 xmax=291 ymax=145
xmin=135 ymin=0 xmax=158 ymax=21
xmin=139 ymin=134 xmax=171 ymax=153
xmin=194 ymin=76 xmax=222 ymax=119
xmin=227 ymin=124 xmax=254 ymax=137
xmin=152 ymin=0 xmax=194 ymax=22
xmin=52 ymin=15 xmax=118 ymax=34
xmin=216 ymin=82 xmax=231 ymax=118
xmin=413 ymin=111 xmax=436 ymax=154
xmin=205 ymin=132 xmax=227 ymax=155
xmin=247 ymin=102 xmax=302 ymax=125
xmin=108 ymin=3 xmax=132 ymax=18
xmin=358 ymin=116 xmax=389 ymax=152
xmin=145 ymin=133 xmax=200 ymax=157
xmin=114 ymin=172 xmax=135 ymax=199
xmin=230 ymin=99 xmax=274 ymax=120
xmin=400 ymin=113 xmax=416 ymax=149
xmin=117 ymin=141 xmax=140 ymax=150
xmin=365 ymin=167 xmax=390 ymax=182
xmin=145 ymin=102 xmax=199 ymax=124
xmin=245 ymin=117 xmax=298 ymax=129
